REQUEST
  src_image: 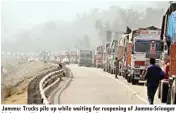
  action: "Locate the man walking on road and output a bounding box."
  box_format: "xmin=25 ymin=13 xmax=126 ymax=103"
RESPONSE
xmin=114 ymin=57 xmax=120 ymax=79
xmin=144 ymin=58 xmax=165 ymax=104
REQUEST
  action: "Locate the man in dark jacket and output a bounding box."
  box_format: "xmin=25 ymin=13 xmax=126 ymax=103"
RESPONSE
xmin=144 ymin=58 xmax=165 ymax=104
xmin=114 ymin=57 xmax=121 ymax=79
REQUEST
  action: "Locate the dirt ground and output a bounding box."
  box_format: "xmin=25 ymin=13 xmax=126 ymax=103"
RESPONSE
xmin=1 ymin=58 xmax=58 ymax=104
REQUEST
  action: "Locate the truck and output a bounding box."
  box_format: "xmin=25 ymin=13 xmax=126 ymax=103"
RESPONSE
xmin=95 ymin=45 xmax=104 ymax=68
xmin=122 ymin=34 xmax=132 ymax=79
xmin=117 ymin=34 xmax=129 ymax=76
xmin=124 ymin=26 xmax=161 ymax=85
xmin=91 ymin=50 xmax=96 ymax=67
xmin=158 ymin=2 xmax=176 ymax=104
xmin=78 ymin=50 xmax=93 ymax=67
xmin=103 ymin=42 xmax=111 ymax=72
xmin=108 ymin=39 xmax=118 ymax=74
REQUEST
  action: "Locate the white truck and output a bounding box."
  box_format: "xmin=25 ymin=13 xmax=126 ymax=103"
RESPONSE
xmin=127 ymin=26 xmax=161 ymax=85
xmin=78 ymin=50 xmax=93 ymax=67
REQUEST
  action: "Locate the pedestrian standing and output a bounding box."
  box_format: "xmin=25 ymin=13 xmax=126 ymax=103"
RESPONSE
xmin=144 ymin=58 xmax=165 ymax=104
xmin=114 ymin=57 xmax=120 ymax=79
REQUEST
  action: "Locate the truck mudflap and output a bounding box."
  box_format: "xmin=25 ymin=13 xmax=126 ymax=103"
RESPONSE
xmin=158 ymin=79 xmax=169 ymax=103
xmin=131 ymin=74 xmax=140 ymax=85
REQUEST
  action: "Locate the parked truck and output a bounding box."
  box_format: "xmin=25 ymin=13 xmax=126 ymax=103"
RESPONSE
xmin=123 ymin=26 xmax=161 ymax=85
xmin=117 ymin=34 xmax=131 ymax=78
xmin=117 ymin=34 xmax=128 ymax=76
xmin=78 ymin=50 xmax=93 ymax=67
xmin=158 ymin=2 xmax=176 ymax=104
xmin=103 ymin=42 xmax=111 ymax=72
xmin=95 ymin=45 xmax=104 ymax=68
xmin=91 ymin=50 xmax=96 ymax=67
xmin=108 ymin=40 xmax=118 ymax=74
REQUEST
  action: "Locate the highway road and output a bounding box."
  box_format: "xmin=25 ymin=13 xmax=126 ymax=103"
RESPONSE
xmin=52 ymin=64 xmax=162 ymax=104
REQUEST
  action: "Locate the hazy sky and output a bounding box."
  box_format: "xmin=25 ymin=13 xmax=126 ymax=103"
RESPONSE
xmin=1 ymin=0 xmax=168 ymax=41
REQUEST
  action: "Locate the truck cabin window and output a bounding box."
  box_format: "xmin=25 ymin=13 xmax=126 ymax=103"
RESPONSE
xmin=86 ymin=54 xmax=92 ymax=58
xmin=80 ymin=54 xmax=85 ymax=57
xmin=134 ymin=40 xmax=150 ymax=52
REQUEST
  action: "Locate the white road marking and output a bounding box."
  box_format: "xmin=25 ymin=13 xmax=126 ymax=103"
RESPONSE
xmin=99 ymin=69 xmax=148 ymax=104
xmin=68 ymin=65 xmax=149 ymax=104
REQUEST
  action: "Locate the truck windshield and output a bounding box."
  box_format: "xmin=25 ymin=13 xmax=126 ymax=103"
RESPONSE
xmin=86 ymin=54 xmax=92 ymax=58
xmin=134 ymin=40 xmax=150 ymax=52
xmin=80 ymin=54 xmax=85 ymax=57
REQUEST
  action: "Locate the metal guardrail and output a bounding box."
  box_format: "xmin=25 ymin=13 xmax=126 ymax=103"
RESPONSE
xmin=39 ymin=69 xmax=64 ymax=104
xmin=27 ymin=62 xmax=64 ymax=104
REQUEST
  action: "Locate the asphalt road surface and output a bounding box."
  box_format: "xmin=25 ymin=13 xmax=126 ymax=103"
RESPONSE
xmin=55 ymin=64 xmax=162 ymax=104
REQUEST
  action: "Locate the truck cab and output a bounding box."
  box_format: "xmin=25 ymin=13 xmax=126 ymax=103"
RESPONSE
xmin=78 ymin=50 xmax=93 ymax=67
xmin=127 ymin=27 xmax=161 ymax=85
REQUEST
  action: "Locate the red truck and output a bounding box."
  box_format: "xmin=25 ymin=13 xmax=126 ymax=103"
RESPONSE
xmin=95 ymin=45 xmax=104 ymax=68
xmin=158 ymin=2 xmax=176 ymax=104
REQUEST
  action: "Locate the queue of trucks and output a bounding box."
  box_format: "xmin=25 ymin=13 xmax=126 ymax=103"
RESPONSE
xmin=38 ymin=2 xmax=175 ymax=104
xmin=91 ymin=2 xmax=176 ymax=104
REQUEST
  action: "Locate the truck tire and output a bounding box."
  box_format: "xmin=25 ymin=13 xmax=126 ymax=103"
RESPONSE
xmin=131 ymin=76 xmax=138 ymax=85
xmin=127 ymin=75 xmax=131 ymax=83
xmin=158 ymin=82 xmax=161 ymax=98
xmin=110 ymin=69 xmax=113 ymax=74
xmin=108 ymin=67 xmax=110 ymax=73
xmin=160 ymin=81 xmax=169 ymax=103
xmin=119 ymin=71 xmax=121 ymax=76
xmin=122 ymin=72 xmax=125 ymax=78
xmin=124 ymin=73 xmax=127 ymax=79
xmin=171 ymin=80 xmax=176 ymax=104
xmin=103 ymin=67 xmax=105 ymax=71
xmin=132 ymin=79 xmax=138 ymax=85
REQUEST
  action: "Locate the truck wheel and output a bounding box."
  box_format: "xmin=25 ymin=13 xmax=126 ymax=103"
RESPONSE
xmin=108 ymin=68 xmax=110 ymax=73
xmin=131 ymin=76 xmax=138 ymax=85
xmin=171 ymin=80 xmax=176 ymax=104
xmin=119 ymin=72 xmax=121 ymax=76
xmin=160 ymin=81 xmax=169 ymax=103
xmin=125 ymin=73 xmax=128 ymax=79
xmin=127 ymin=75 xmax=131 ymax=83
xmin=132 ymin=79 xmax=138 ymax=85
xmin=123 ymin=72 xmax=125 ymax=78
xmin=110 ymin=69 xmax=113 ymax=74
xmin=158 ymin=82 xmax=161 ymax=98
